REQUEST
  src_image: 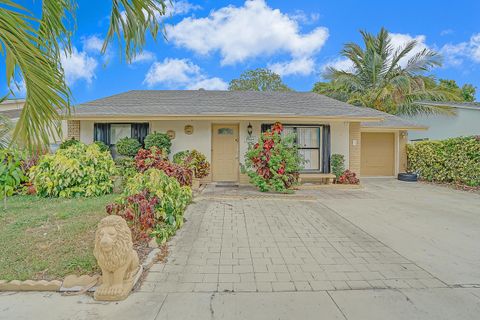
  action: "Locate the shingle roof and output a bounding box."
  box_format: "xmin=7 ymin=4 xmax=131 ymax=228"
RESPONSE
xmin=72 ymin=90 xmax=386 ymax=119
xmin=362 ymin=113 xmax=427 ymax=129
xmin=71 ymin=90 xmax=425 ymax=129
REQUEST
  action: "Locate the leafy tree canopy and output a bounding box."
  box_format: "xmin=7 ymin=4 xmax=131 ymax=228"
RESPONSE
xmin=313 ymin=28 xmax=462 ymax=116
xmin=229 ymin=68 xmax=291 ymax=92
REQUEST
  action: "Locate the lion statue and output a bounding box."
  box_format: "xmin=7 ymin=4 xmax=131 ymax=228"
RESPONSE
xmin=93 ymin=215 xmax=140 ymax=301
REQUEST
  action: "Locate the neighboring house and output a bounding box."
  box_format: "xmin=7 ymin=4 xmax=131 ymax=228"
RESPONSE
xmin=0 ymin=99 xmax=25 ymax=121
xmin=0 ymin=98 xmax=66 ymax=148
xmin=66 ymin=90 xmax=425 ymax=182
xmin=405 ymin=102 xmax=480 ymax=141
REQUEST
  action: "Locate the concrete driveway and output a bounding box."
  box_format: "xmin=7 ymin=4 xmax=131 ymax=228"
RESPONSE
xmin=1 ymin=179 xmax=479 ymax=319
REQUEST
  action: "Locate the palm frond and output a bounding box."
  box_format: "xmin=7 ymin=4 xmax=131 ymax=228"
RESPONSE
xmin=0 ymin=1 xmax=70 ymax=152
xmin=104 ymin=0 xmax=167 ymax=62
xmin=0 ymin=114 xmax=13 ymax=149
xmin=403 ymin=48 xmax=442 ymax=75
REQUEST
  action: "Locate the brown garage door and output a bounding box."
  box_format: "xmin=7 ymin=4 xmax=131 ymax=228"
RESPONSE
xmin=361 ymin=132 xmax=395 ymax=176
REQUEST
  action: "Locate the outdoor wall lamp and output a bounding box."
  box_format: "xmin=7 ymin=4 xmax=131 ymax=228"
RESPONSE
xmin=247 ymin=122 xmax=253 ymax=136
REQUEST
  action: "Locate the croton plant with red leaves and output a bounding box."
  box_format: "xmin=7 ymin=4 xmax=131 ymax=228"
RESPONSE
xmin=244 ymin=122 xmax=302 ymax=192
xmin=337 ymin=170 xmax=360 ymax=184
xmin=134 ymin=147 xmax=193 ymax=186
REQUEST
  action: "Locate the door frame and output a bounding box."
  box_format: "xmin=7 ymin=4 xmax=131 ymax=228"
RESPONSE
xmin=211 ymin=123 xmax=240 ymax=182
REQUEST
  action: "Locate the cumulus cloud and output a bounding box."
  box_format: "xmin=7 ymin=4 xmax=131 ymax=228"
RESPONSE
xmin=82 ymin=35 xmax=104 ymax=53
xmin=166 ymin=0 xmax=202 ymax=16
xmin=144 ymin=58 xmax=227 ymax=90
xmin=289 ymin=10 xmax=320 ymax=25
xmin=268 ymin=57 xmax=316 ymax=76
xmin=131 ymin=50 xmax=156 ymax=64
xmin=167 ymin=0 xmax=328 ymax=73
xmin=441 ymin=33 xmax=480 ymax=66
xmin=61 ymin=47 xmax=98 ymax=85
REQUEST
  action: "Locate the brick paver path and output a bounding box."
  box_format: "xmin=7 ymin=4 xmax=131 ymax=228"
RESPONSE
xmin=141 ymin=190 xmax=446 ymax=293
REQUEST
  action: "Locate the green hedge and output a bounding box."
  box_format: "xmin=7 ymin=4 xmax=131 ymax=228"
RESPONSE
xmin=407 ymin=136 xmax=480 ymax=187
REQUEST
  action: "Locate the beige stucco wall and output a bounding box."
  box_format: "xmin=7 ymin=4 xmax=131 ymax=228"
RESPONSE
xmin=77 ymin=119 xmax=351 ymax=182
xmin=330 ymin=122 xmax=349 ymax=164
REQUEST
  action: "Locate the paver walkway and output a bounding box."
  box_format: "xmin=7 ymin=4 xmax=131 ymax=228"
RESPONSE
xmin=140 ymin=188 xmax=444 ymax=294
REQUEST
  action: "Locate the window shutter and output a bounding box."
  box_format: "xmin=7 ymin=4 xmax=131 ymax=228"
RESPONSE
xmin=322 ymin=125 xmax=331 ymax=173
xmin=131 ymin=123 xmax=149 ymax=145
xmin=94 ymin=123 xmax=111 ymax=145
xmin=260 ymin=123 xmax=272 ymax=133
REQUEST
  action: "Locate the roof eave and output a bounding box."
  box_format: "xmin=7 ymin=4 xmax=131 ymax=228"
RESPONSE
xmin=65 ymin=114 xmax=383 ymax=122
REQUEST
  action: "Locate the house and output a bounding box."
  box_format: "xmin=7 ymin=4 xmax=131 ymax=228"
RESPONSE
xmin=66 ymin=90 xmax=425 ymax=183
xmin=402 ymin=102 xmax=480 ymax=141
xmin=0 ymin=99 xmax=25 ymax=121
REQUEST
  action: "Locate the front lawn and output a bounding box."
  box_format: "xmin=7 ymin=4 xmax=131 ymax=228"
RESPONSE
xmin=0 ymin=194 xmax=116 ymax=281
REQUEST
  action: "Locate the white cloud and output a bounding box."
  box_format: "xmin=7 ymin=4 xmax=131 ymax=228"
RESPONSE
xmin=166 ymin=0 xmax=201 ymax=16
xmin=268 ymin=57 xmax=316 ymax=76
xmin=167 ymin=0 xmax=329 ymax=70
xmin=144 ymin=58 xmax=227 ymax=90
xmin=321 ymin=57 xmax=354 ymax=73
xmin=61 ymin=48 xmax=98 ymax=85
xmin=186 ymin=77 xmax=228 ymax=90
xmin=441 ymin=33 xmax=480 ymax=66
xmin=82 ymin=35 xmax=103 ymax=53
xmin=289 ymin=10 xmax=320 ymax=25
xmin=131 ymin=50 xmax=156 ymax=64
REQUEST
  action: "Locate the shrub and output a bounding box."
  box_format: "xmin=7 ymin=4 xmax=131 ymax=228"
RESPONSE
xmin=330 ymin=154 xmax=345 ymax=179
xmin=116 ymin=137 xmax=141 ymax=157
xmin=173 ymin=150 xmax=190 ymax=164
xmin=174 ymin=150 xmax=210 ymax=179
xmin=135 ymin=148 xmax=193 ymax=186
xmin=115 ymin=157 xmax=137 ymax=184
xmin=337 ymin=170 xmax=360 ymax=184
xmin=0 ymin=149 xmax=27 ymax=209
xmin=59 ymin=138 xmax=80 ymax=150
xmin=31 ymin=142 xmax=117 ymax=197
xmin=244 ymin=122 xmax=302 ymax=192
xmin=407 ymin=136 xmax=480 ymax=187
xmin=94 ymin=140 xmax=110 ymax=152
xmin=144 ymin=132 xmax=172 ymax=155
xmin=106 ymin=168 xmax=192 ymax=243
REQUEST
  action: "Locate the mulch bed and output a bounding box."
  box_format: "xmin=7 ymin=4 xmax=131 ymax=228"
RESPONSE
xmin=419 ymin=180 xmax=480 ymax=194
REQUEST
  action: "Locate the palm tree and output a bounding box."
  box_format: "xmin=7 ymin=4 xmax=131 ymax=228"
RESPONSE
xmin=0 ymin=0 xmax=167 ymax=152
xmin=316 ymin=28 xmax=459 ymax=116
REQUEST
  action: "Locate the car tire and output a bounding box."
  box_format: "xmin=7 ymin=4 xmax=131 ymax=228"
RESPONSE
xmin=398 ymin=173 xmax=418 ymax=182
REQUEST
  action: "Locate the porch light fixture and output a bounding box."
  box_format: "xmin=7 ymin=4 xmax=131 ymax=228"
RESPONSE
xmin=247 ymin=123 xmax=253 ymax=137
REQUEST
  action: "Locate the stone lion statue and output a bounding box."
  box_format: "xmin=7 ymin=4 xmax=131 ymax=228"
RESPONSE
xmin=93 ymin=215 xmax=140 ymax=301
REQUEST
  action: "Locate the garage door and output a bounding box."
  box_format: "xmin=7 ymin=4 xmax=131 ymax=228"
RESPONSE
xmin=361 ymin=132 xmax=395 ymax=176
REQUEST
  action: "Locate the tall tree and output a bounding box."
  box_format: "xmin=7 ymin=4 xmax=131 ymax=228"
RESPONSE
xmin=229 ymin=68 xmax=291 ymax=92
xmin=0 ymin=0 xmax=167 ymax=152
xmin=461 ymin=84 xmax=476 ymax=102
xmin=314 ymin=28 xmax=460 ymax=116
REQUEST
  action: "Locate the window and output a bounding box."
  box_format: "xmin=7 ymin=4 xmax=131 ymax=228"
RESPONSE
xmin=110 ymin=124 xmax=131 ymax=144
xmin=217 ymin=127 xmax=234 ymax=135
xmin=94 ymin=123 xmax=149 ymax=146
xmin=280 ymin=125 xmax=323 ymax=172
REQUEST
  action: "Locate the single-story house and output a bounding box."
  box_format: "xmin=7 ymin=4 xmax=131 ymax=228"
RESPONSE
xmin=66 ymin=90 xmax=425 ymax=183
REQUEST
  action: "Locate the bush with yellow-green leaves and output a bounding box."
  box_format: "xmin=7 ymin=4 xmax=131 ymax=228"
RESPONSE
xmin=31 ymin=142 xmax=117 ymax=197
xmin=407 ymin=136 xmax=480 ymax=187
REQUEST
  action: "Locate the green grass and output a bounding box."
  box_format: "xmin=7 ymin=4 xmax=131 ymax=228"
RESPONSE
xmin=0 ymin=194 xmax=117 ymax=281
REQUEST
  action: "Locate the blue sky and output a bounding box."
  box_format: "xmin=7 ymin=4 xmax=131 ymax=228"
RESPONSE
xmin=4 ymin=0 xmax=480 ymax=103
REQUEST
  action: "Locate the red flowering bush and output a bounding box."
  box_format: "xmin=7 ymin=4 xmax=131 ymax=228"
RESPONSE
xmin=337 ymin=170 xmax=360 ymax=184
xmin=134 ymin=147 xmax=193 ymax=186
xmin=244 ymin=122 xmax=302 ymax=192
